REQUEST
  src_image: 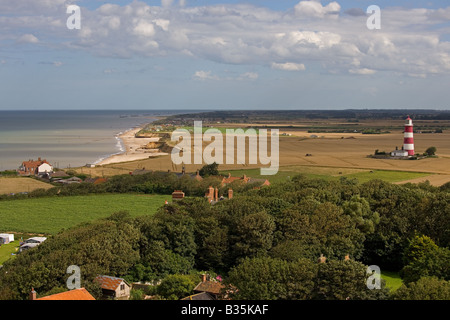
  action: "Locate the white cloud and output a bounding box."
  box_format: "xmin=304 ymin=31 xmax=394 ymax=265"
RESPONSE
xmin=153 ymin=19 xmax=170 ymax=31
xmin=349 ymin=68 xmax=376 ymax=75
xmin=193 ymin=70 xmax=219 ymax=81
xmin=53 ymin=61 xmax=63 ymax=67
xmin=133 ymin=21 xmax=156 ymax=37
xmin=237 ymin=72 xmax=259 ymax=80
xmin=294 ymin=1 xmax=341 ymax=18
xmin=193 ymin=70 xmax=258 ymax=81
xmin=2 ymin=1 xmax=450 ymax=77
xmin=17 ymin=34 xmax=39 ymax=44
xmin=272 ymin=62 xmax=306 ymax=71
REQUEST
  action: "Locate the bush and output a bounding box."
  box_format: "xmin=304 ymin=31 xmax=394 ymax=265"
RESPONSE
xmin=393 ymin=277 xmax=450 ymax=300
xmin=425 ymin=146 xmax=437 ymax=156
xmin=156 ymin=274 xmax=196 ymax=300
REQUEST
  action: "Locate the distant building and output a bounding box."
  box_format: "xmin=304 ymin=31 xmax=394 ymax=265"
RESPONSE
xmin=54 ymin=176 xmax=82 ymax=184
xmin=30 ymin=288 xmax=96 ymax=300
xmin=221 ymin=173 xmax=270 ymax=187
xmin=84 ymin=177 xmax=107 ymax=185
xmin=391 ymin=149 xmax=409 ymax=157
xmin=190 ymin=274 xmax=224 ymax=300
xmin=172 ymin=190 xmax=185 ymax=201
xmin=24 ymin=237 xmax=47 ymax=244
xmin=50 ymin=171 xmax=70 ymax=178
xmin=205 ymin=186 xmax=233 ymax=204
xmin=18 ymin=158 xmax=53 ymax=176
xmin=95 ymin=275 xmax=131 ymax=300
xmin=0 ymin=233 xmax=14 ymax=244
xmin=19 ymin=237 xmax=47 ymax=252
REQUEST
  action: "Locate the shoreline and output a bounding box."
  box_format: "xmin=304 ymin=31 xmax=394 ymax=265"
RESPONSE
xmin=95 ymin=126 xmax=169 ymax=166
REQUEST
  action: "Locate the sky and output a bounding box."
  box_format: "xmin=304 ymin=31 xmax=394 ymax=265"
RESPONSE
xmin=0 ymin=0 xmax=450 ymax=111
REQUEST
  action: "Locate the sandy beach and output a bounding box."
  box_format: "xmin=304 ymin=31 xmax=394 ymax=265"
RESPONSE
xmin=96 ymin=127 xmax=169 ymax=166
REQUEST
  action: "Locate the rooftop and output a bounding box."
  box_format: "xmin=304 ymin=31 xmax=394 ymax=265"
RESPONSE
xmin=37 ymin=288 xmax=95 ymax=300
xmin=194 ymin=280 xmax=224 ymax=296
xmin=95 ymin=275 xmax=128 ymax=291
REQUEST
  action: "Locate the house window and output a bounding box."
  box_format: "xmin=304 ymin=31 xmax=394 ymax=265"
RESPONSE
xmin=120 ymin=284 xmax=125 ymax=291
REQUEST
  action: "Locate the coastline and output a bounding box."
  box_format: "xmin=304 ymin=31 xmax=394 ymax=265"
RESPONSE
xmin=95 ymin=126 xmax=169 ymax=166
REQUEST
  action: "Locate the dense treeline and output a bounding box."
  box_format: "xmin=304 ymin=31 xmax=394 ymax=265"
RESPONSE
xmin=153 ymin=109 xmax=450 ymax=124
xmin=0 ymin=175 xmax=448 ymax=300
xmin=0 ymin=171 xmax=265 ymax=201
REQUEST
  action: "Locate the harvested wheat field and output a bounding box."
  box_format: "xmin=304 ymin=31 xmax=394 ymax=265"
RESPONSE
xmin=0 ymin=177 xmax=54 ymax=195
xmin=75 ymin=129 xmax=450 ymax=186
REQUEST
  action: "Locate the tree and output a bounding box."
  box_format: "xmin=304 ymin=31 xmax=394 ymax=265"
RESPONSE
xmin=314 ymin=260 xmax=389 ymax=300
xmin=402 ymin=234 xmax=438 ymax=265
xmin=231 ymin=211 xmax=276 ymax=261
xmin=156 ymin=274 xmax=196 ymax=300
xmin=225 ymin=257 xmax=317 ymax=300
xmin=425 ymin=146 xmax=437 ymax=156
xmin=342 ymin=195 xmax=380 ymax=234
xmin=199 ymin=162 xmax=219 ymax=177
xmin=400 ymin=236 xmax=450 ymax=284
xmin=393 ymin=277 xmax=450 ymax=300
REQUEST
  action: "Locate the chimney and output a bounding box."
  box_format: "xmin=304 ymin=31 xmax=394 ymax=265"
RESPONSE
xmin=201 ymin=274 xmax=207 ymax=283
xmin=207 ymin=186 xmax=214 ymax=202
xmin=228 ymin=188 xmax=233 ymax=200
xmin=318 ymin=254 xmax=327 ymax=263
xmin=30 ymin=288 xmax=37 ymax=300
xmin=38 ymin=157 xmax=41 ymax=162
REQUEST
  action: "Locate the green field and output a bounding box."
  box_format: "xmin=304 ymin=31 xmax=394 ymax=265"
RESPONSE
xmin=0 ymin=194 xmax=169 ymax=235
xmin=344 ymin=170 xmax=431 ymax=184
xmin=0 ymin=240 xmax=20 ymax=265
xmin=220 ymin=167 xmax=431 ymax=185
xmin=381 ymin=271 xmax=403 ymax=291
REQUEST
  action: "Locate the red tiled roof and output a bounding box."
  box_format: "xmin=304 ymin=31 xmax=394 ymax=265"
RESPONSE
xmin=22 ymin=159 xmax=49 ymax=168
xmin=37 ymin=288 xmax=95 ymax=300
xmin=221 ymin=176 xmax=242 ymax=184
xmin=95 ymin=275 xmax=127 ymax=291
xmin=194 ymin=281 xmax=224 ymax=295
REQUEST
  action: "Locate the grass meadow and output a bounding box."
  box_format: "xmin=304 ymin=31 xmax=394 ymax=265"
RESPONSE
xmin=381 ymin=271 xmax=403 ymax=291
xmin=0 ymin=194 xmax=168 ymax=235
xmin=0 ymin=240 xmax=20 ymax=265
xmin=220 ymin=167 xmax=431 ymax=185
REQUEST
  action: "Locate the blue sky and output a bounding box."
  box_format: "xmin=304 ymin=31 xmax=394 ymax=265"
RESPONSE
xmin=1 ymin=0 xmax=450 ymax=110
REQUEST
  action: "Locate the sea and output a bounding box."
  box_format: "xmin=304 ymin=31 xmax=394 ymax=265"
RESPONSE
xmin=0 ymin=110 xmax=186 ymax=171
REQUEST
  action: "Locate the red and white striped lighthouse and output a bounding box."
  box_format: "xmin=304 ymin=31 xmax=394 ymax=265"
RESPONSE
xmin=403 ymin=116 xmax=415 ymax=156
